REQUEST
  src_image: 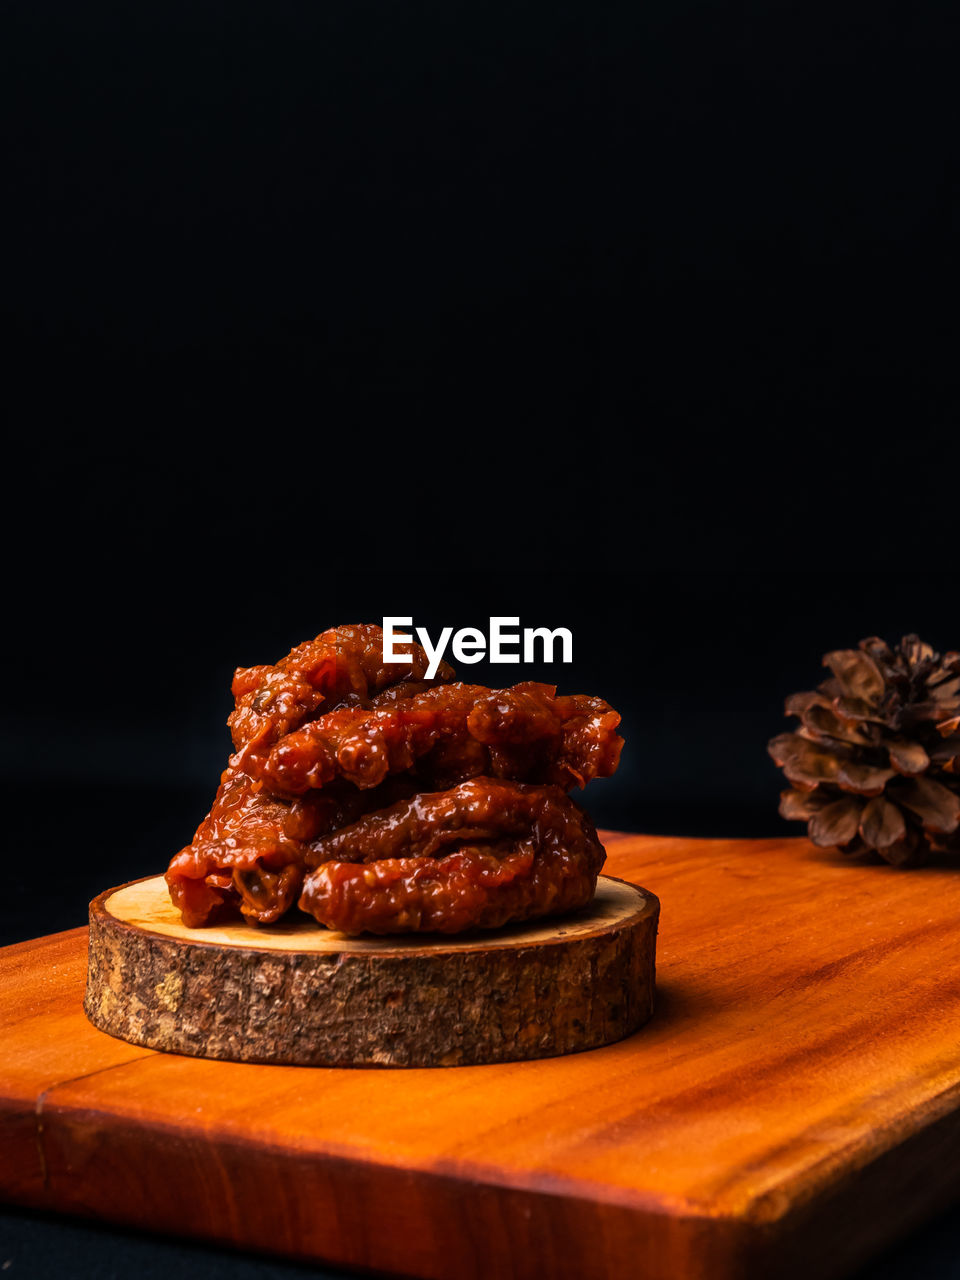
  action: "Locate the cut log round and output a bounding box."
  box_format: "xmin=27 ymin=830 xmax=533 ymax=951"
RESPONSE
xmin=84 ymin=873 xmax=659 ymax=1067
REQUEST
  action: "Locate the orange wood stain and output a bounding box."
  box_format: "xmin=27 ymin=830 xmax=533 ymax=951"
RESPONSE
xmin=3 ymin=833 xmax=960 ymax=1279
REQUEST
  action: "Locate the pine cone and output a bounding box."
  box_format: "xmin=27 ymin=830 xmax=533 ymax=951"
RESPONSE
xmin=769 ymin=635 xmax=960 ymax=866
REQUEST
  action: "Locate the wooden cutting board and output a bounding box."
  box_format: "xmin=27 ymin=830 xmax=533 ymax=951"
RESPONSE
xmin=3 ymin=832 xmax=960 ymax=1280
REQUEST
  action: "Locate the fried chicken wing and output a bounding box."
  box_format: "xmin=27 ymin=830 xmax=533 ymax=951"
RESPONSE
xmin=166 ymin=626 xmax=622 ymax=935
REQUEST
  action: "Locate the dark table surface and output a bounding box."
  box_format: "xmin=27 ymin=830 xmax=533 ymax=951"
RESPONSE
xmin=2 ymin=1202 xmax=959 ymax=1280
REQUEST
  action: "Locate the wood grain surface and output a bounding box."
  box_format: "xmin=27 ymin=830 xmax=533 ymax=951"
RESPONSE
xmin=3 ymin=832 xmax=960 ymax=1280
xmin=84 ymin=874 xmax=659 ymax=1066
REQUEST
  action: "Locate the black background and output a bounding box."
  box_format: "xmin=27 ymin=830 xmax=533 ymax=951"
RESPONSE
xmin=2 ymin=0 xmax=959 ymax=1275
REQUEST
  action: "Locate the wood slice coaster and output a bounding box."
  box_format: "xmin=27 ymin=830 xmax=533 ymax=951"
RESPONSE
xmin=84 ymin=873 xmax=659 ymax=1068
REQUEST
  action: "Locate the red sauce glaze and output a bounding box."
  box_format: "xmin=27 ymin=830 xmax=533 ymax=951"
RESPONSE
xmin=260 ymin=682 xmax=621 ymax=796
xmin=228 ymin=623 xmax=455 ymax=770
xmin=165 ymin=625 xmax=623 ymax=935
xmin=299 ymin=779 xmax=605 ymax=934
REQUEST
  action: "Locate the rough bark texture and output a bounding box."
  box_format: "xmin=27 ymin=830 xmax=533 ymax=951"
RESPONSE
xmin=84 ymin=876 xmax=659 ymax=1067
